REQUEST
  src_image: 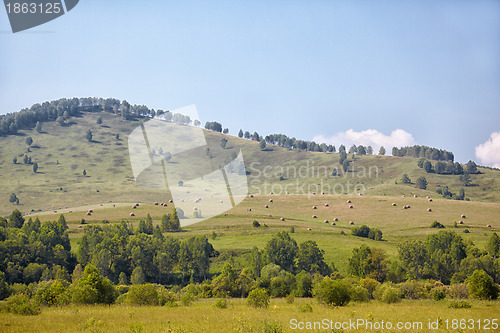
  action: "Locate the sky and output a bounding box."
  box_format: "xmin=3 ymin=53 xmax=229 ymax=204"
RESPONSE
xmin=1 ymin=1 xmax=499 ymax=165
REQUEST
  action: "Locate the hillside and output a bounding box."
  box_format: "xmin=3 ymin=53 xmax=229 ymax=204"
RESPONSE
xmin=0 ymin=110 xmax=499 ymax=217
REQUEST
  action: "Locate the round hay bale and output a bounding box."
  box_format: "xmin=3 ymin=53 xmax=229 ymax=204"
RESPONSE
xmin=312 ymin=192 xmax=316 ymax=195
xmin=269 ymin=214 xmax=273 ymax=217
xmin=307 ymin=228 xmax=311 ymax=231
xmin=312 ymin=206 xmax=317 ymax=209
xmin=461 ymin=214 xmax=466 ymax=218
xmin=88 ymin=209 xmax=93 ymax=213
xmin=219 ymin=200 xmax=224 ymax=203
xmin=247 ymin=208 xmax=252 ymax=211
xmin=331 ymin=222 xmax=336 ymax=226
xmin=130 ymin=213 xmax=135 ymax=216
xmin=224 ymin=213 xmax=228 ymax=216
xmin=312 ymin=215 xmax=317 ymax=218
xmin=392 ymin=203 xmax=397 ymax=206
xmin=427 ymin=208 xmax=432 ymax=212
xmin=280 ymin=217 xmax=285 ymax=221
xmin=132 ymin=205 xmax=137 ymax=209
xmin=346 ymin=200 xmax=352 ymax=203
xmin=349 ymin=221 xmax=354 ymax=225
xmin=169 ymin=199 xmax=173 ymax=203
xmin=414 ymin=195 xmax=417 ymax=198
xmin=321 ymin=192 xmax=325 ymax=195
xmin=428 ymin=199 xmax=433 ymax=202
xmin=135 ymin=203 xmax=140 ymax=206
xmin=324 ymin=220 xmax=329 ymax=223
xmin=270 ymin=192 xmax=273 ymax=195
xmin=407 ymin=205 xmax=411 ymax=209
xmin=286 ymin=192 xmax=289 ymax=195
xmin=86 ymin=212 xmax=91 ymax=216
xmin=333 ymin=217 xmax=339 ymax=222
xmin=154 ymin=202 xmax=159 ymax=205
xmin=265 ymin=205 xmax=269 ymax=208
xmin=426 ymin=196 xmax=430 ymax=199
xmin=250 ymin=194 xmax=254 ymax=198
xmin=359 ymin=193 xmax=363 ymax=196
xmin=458 ymin=220 xmax=463 ymax=224
xmin=402 ymin=195 xmax=405 ymax=197
xmin=349 ymin=205 xmax=353 ymax=209
xmin=269 ymin=199 xmax=273 ymax=203
xmin=403 ymin=206 xmax=408 ymax=210
xmin=487 ymin=224 xmax=492 ymax=228
xmin=324 ymin=203 xmax=329 ymax=207
xmin=112 ymin=204 xmax=115 ymax=208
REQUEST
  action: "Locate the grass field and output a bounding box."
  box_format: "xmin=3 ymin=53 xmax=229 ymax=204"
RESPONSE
xmin=0 ymin=298 xmax=499 ymax=333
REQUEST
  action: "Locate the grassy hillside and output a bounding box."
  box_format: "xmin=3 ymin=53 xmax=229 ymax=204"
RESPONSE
xmin=1 ymin=110 xmax=499 ymax=218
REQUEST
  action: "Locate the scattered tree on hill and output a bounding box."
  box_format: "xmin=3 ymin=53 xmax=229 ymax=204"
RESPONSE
xmin=417 ymin=158 xmax=425 ymax=168
xmin=468 ymin=269 xmax=499 ymax=300
xmin=12 ymin=157 xmax=17 ymax=164
xmin=314 ymin=277 xmax=351 ymax=306
xmin=342 ymin=159 xmax=350 ymax=173
xmin=85 ymin=129 xmax=93 ymax=142
xmin=460 ymin=172 xmax=471 ymax=186
xmin=348 ymin=245 xmax=388 ymax=282
xmin=33 ymin=162 xmax=38 ymax=173
xmin=424 ymin=160 xmax=433 ymax=173
xmin=193 ymin=119 xmax=201 ymax=127
xmin=416 ymin=176 xmax=427 ymax=190
xmin=466 ymin=160 xmax=478 ymax=174
xmin=401 ymin=174 xmax=411 ymax=184
xmin=220 ymin=138 xmax=228 ymax=149
xmin=351 ymin=225 xmax=383 ymax=241
xmin=205 ymin=121 xmax=223 ymax=132
xmin=9 ymin=193 xmax=18 ymax=204
xmin=244 ymin=131 xmax=250 ymax=139
xmin=8 ymin=209 xmax=25 ymax=228
xmin=223 ymin=128 xmax=229 ymax=134
xmin=297 ymin=240 xmax=332 ymax=276
xmin=115 ymin=133 xmax=120 ymax=140
xmin=35 ymin=121 xmax=42 ymax=133
xmin=366 ymin=146 xmax=373 ymax=155
xmin=164 ymin=151 xmax=172 ymax=162
xmin=379 ymin=146 xmax=386 ymax=155
xmin=265 ymin=231 xmax=298 ymax=273
xmin=25 ymin=136 xmax=33 ymax=148
xmin=339 ymin=151 xmax=347 ymax=165
xmin=259 ymin=139 xmax=266 ymax=151
xmin=96 ymin=116 xmax=102 ymax=125
xmin=434 ymin=161 xmax=446 ymax=174
xmin=83 ymin=169 xmax=87 ymax=176
xmin=357 ymin=145 xmax=366 ymax=155
xmin=349 ymin=145 xmax=357 ymax=154
xmin=238 ymin=129 xmax=243 ymax=138
xmin=487 ymin=233 xmax=500 ymax=259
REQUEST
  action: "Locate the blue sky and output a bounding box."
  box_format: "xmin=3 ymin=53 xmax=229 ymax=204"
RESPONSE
xmin=1 ymin=1 xmax=499 ymax=165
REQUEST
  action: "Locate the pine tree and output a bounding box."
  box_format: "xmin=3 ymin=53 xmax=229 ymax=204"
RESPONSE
xmin=170 ymin=209 xmax=181 ymax=232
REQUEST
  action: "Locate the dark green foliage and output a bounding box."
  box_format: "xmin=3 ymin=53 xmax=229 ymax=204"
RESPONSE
xmin=252 ymin=220 xmax=260 ymax=228
xmin=247 ymin=288 xmax=269 ymax=308
xmin=416 ymin=176 xmax=427 ymax=189
xmin=259 ymin=139 xmax=266 ymax=150
xmin=488 ymin=233 xmax=500 ymax=259
xmin=466 ymin=160 xmax=478 ymax=174
xmin=314 ymin=277 xmax=351 ymax=306
xmin=342 ymin=159 xmax=350 ymax=172
xmin=32 ymin=162 xmax=38 ymax=173
xmin=392 ymin=145 xmax=454 ymax=161
xmin=431 ymin=287 xmax=447 ymax=301
xmin=378 ymin=146 xmax=386 ymax=155
xmin=8 ymin=209 xmax=24 ymax=228
xmin=297 ymin=240 xmax=332 ymax=276
xmin=417 ymin=158 xmax=426 ymax=168
xmin=238 ymin=129 xmax=243 ymax=138
xmin=0 ymin=271 xmax=10 ymax=300
xmin=34 ymin=280 xmax=70 ymax=306
xmin=401 ymin=173 xmax=411 ymax=184
xmin=204 ymin=121 xmax=223 ymax=132
xmin=83 ymin=169 xmax=86 ymax=176
xmin=35 ymin=121 xmax=42 ymax=133
xmin=294 ymin=271 xmax=313 ymax=297
xmin=85 ymin=129 xmax=93 ymax=142
xmin=460 ymin=172 xmax=471 ymax=186
xmin=126 ymin=284 xmax=159 ymax=305
xmin=424 ymin=160 xmax=433 ymax=173
xmin=9 ymin=193 xmax=18 ymax=204
xmin=25 ymin=136 xmax=33 ymax=147
xmin=71 ymin=264 xmax=117 ymax=304
xmin=351 ymin=225 xmax=383 ymax=241
xmin=348 ymin=245 xmax=388 ymax=282
xmin=12 ymin=157 xmax=17 ymax=164
xmin=448 ymin=299 xmax=472 ymax=308
xmin=96 ymin=116 xmax=102 ymax=125
xmin=5 ymin=294 xmax=40 ymax=315
xmin=220 ymin=138 xmax=228 ymax=149
xmin=264 ymin=231 xmax=298 ymax=272
xmin=131 ymin=266 xmax=146 ymax=284
xmin=431 ymin=221 xmax=445 ymax=229
xmin=468 ymin=269 xmax=498 ymax=300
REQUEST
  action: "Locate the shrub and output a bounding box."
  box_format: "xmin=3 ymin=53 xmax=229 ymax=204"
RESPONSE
xmin=468 ymin=269 xmax=499 ymax=300
xmin=71 ymin=264 xmax=117 ymax=304
xmin=350 ymin=285 xmax=370 ymax=302
xmin=285 ymin=294 xmax=295 ymax=304
xmin=399 ymin=280 xmax=427 ymax=300
xmin=34 ymin=280 xmax=70 ymax=306
xmin=373 ymin=283 xmax=402 ymax=304
xmin=260 ymin=320 xmax=283 ymax=333
xmin=158 ymin=288 xmax=178 ymax=306
xmin=180 ymin=293 xmax=195 ymax=306
xmin=359 ymin=277 xmax=379 ymax=299
xmin=298 ymin=303 xmax=313 ymax=312
xmin=431 ymin=287 xmax=447 ymax=301
xmin=247 ymin=288 xmax=270 ymax=308
xmin=448 ymin=300 xmax=472 ymax=308
xmin=431 ymin=221 xmax=445 ymax=229
xmin=126 ymin=284 xmax=159 ymax=305
xmin=6 ymin=294 xmax=41 ymax=315
xmin=214 ymin=298 xmax=228 ymax=309
xmin=252 ymin=220 xmax=261 ymax=228
xmin=313 ymin=278 xmax=351 ymax=307
xmin=447 ymin=283 xmax=469 ymax=299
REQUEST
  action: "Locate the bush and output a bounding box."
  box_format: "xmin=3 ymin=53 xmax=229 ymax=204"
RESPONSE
xmin=431 ymin=221 xmax=445 ymax=229
xmin=252 ymin=220 xmax=261 ymax=228
xmin=447 ymin=283 xmax=469 ymax=299
xmin=126 ymin=284 xmax=159 ymax=305
xmin=298 ymin=303 xmax=313 ymax=312
xmin=350 ymin=285 xmax=370 ymax=302
xmin=399 ymin=280 xmax=427 ymax=300
xmin=213 ymin=298 xmax=228 ymax=309
xmin=180 ymin=293 xmax=195 ymax=306
xmin=314 ymin=278 xmax=351 ymax=307
xmin=468 ymin=269 xmax=499 ymax=300
xmin=260 ymin=320 xmax=283 ymax=333
xmin=34 ymin=280 xmax=70 ymax=306
xmin=431 ymin=287 xmax=447 ymax=301
xmin=448 ymin=300 xmax=472 ymax=308
xmin=373 ymin=283 xmax=402 ymax=304
xmin=158 ymin=288 xmax=178 ymax=306
xmin=247 ymin=288 xmax=270 ymax=308
xmin=285 ymin=294 xmax=295 ymax=304
xmin=359 ymin=277 xmax=379 ymax=299
xmin=6 ymin=294 xmax=41 ymax=315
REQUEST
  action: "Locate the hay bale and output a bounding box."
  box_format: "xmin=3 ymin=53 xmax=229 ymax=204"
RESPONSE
xmin=312 ymin=192 xmax=316 ymax=195
xmin=392 ymin=203 xmax=397 ymax=206
xmin=428 ymin=199 xmax=433 ymax=202
xmin=487 ymin=224 xmax=492 ymax=228
xmin=130 ymin=213 xmax=135 ymax=216
xmin=169 ymin=199 xmax=173 ymax=203
xmin=112 ymin=204 xmax=115 ymax=208
xmin=324 ymin=220 xmax=329 ymax=223
xmin=427 ymin=208 xmax=432 ymax=212
xmin=414 ymin=195 xmax=417 ymax=198
xmin=426 ymin=196 xmax=430 ymax=199
xmin=219 ymin=200 xmax=224 ymax=203
xmin=403 ymin=206 xmax=408 ymax=210
xmin=349 ymin=205 xmax=353 ymax=209
xmin=461 ymin=214 xmax=466 ymax=218
xmin=270 ymin=192 xmax=273 ymax=195
xmin=321 ymin=192 xmax=325 ymax=195
xmin=280 ymin=217 xmax=285 ymax=221
xmin=86 ymin=212 xmax=91 ymax=216
xmin=154 ymin=202 xmax=159 ymax=205
xmin=324 ymin=203 xmax=329 ymax=207
xmin=458 ymin=220 xmax=463 ymax=224
xmin=307 ymin=228 xmax=311 ymax=231
xmin=269 ymin=199 xmax=273 ymax=203
xmin=312 ymin=206 xmax=317 ymax=209
xmin=407 ymin=205 xmax=411 ymax=209
xmin=333 ymin=217 xmax=339 ymax=222
xmin=349 ymin=221 xmax=354 ymax=225
xmin=135 ymin=203 xmax=140 ymax=206
xmin=286 ymin=192 xmax=289 ymax=195
xmin=247 ymin=208 xmax=252 ymax=211
xmin=88 ymin=209 xmax=93 ymax=213
xmin=250 ymin=194 xmax=254 ymax=198
xmin=331 ymin=222 xmax=336 ymax=226
xmin=346 ymin=200 xmax=352 ymax=203
xmin=132 ymin=205 xmax=137 ymax=209
xmin=265 ymin=205 xmax=269 ymax=208
xmin=312 ymin=215 xmax=317 ymax=218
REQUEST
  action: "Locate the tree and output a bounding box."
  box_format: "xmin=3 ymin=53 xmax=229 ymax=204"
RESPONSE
xmin=35 ymin=121 xmax=42 ymax=133
xmin=247 ymin=288 xmax=269 ymax=308
xmin=357 ymin=145 xmax=366 ymax=155
xmin=466 ymin=160 xmax=478 ymax=174
xmin=244 ymin=131 xmax=250 ymax=139
xmin=416 ymin=176 xmax=427 ymax=190
xmin=161 ymin=214 xmax=170 ymax=232
xmin=259 ymin=140 xmax=266 ymax=151
xmin=220 ymin=138 xmax=228 ymax=149
xmin=9 ymin=193 xmax=18 ymax=204
xmin=25 ymin=136 xmax=33 ymax=147
xmin=488 ymin=233 xmax=500 ymax=259
xmin=417 ymin=158 xmax=426 ymax=168
xmin=398 ymin=240 xmax=427 ymax=280
xmin=460 ymin=172 xmax=471 ymax=186
xmin=424 ymin=160 xmax=433 ymax=173
xmin=342 ymin=159 xmax=350 ymax=173
xmin=96 ymin=116 xmax=102 ymax=125
xmin=8 ymin=209 xmax=25 ymax=228
xmin=265 ymin=231 xmax=298 ymax=272
xmin=468 ymin=269 xmax=498 ymax=300
xmin=366 ymin=146 xmax=373 ymax=155
xmin=164 ymin=151 xmax=172 ymax=162
xmin=115 ymin=133 xmax=120 ymax=140
xmin=85 ymin=129 xmax=93 ymax=142
xmin=131 ymin=266 xmax=146 ymax=284
xmin=238 ymin=129 xmax=243 ymax=138
xmin=401 ymin=174 xmax=411 ymax=184
xmin=12 ymin=157 xmax=17 ymax=164
xmin=57 ymin=116 xmax=65 ymax=126
xmin=83 ymin=169 xmax=87 ymax=176
xmin=435 ymin=161 xmax=446 ymax=174
xmin=314 ymin=277 xmax=351 ymax=306
xmin=223 ymin=128 xmax=229 ymax=134
xmin=297 ymin=240 xmax=332 ymax=276
xmin=71 ymin=264 xmax=116 ymax=304
xmin=379 ymin=146 xmax=386 ymax=155
xmin=193 ymin=119 xmax=201 ymax=127
xmin=339 ymin=151 xmax=347 ymax=165
xmin=118 ymin=272 xmax=128 ymax=285
xmin=33 ymin=162 xmax=38 ymax=173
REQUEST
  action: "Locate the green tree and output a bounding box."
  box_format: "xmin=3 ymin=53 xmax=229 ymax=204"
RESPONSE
xmin=314 ymin=277 xmax=350 ymax=306
xmin=460 ymin=172 xmax=471 ymax=186
xmin=342 ymin=159 xmax=350 ymax=173
xmin=398 ymin=240 xmax=427 ymax=280
xmin=164 ymin=151 xmax=172 ymax=162
xmin=247 ymin=288 xmax=269 ymax=308
xmin=294 ymin=271 xmax=313 ymax=297
xmin=83 ymin=169 xmax=87 ymax=176
xmin=488 ymin=233 xmax=500 ymax=259
xmin=169 ymin=209 xmax=181 ymax=232
xmin=85 ymin=129 xmax=93 ymax=142
xmin=8 ymin=209 xmax=25 ymax=228
xmin=161 ymin=214 xmax=170 ymax=232
xmin=71 ymin=264 xmax=116 ymax=304
xmin=9 ymin=193 xmax=18 ymax=204
xmin=12 ymin=157 xmax=17 ymax=164
xmin=357 ymin=145 xmax=366 ymax=155
xmin=35 ymin=121 xmax=42 ymax=133
xmin=25 ymin=136 xmax=33 ymax=147
xmin=297 ymin=240 xmax=332 ymax=276
xmin=378 ymin=146 xmax=386 ymax=155
xmin=220 ymin=138 xmax=228 ymax=149
xmin=424 ymin=160 xmax=433 ymax=173
xmin=145 ymin=213 xmax=154 ymax=235
xmin=131 ymin=266 xmax=146 ymax=284
xmin=349 ymin=245 xmax=388 ymax=282
xmin=466 ymin=160 xmax=478 ymax=174
xmin=259 ymin=139 xmax=266 ymax=151
xmin=339 ymin=151 xmax=347 ymax=165
xmin=238 ymin=129 xmax=243 ymax=138
xmin=401 ymin=174 xmax=411 ymax=184
xmin=468 ymin=269 xmax=498 ymax=300
xmin=96 ymin=116 xmax=102 ymax=125
xmin=118 ymin=272 xmax=128 ymax=285
xmin=193 ymin=119 xmax=201 ymax=127
xmin=32 ymin=162 xmax=38 ymax=173
xmin=416 ymin=176 xmax=427 ymax=190
xmin=366 ymin=146 xmax=373 ymax=155
xmin=417 ymin=158 xmax=426 ymax=168
xmin=435 ymin=161 xmax=446 ymax=174
xmin=265 ymin=231 xmax=298 ymax=273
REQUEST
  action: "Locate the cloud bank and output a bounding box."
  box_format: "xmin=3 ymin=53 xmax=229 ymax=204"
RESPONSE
xmin=475 ymin=131 xmax=500 ymax=168
xmin=313 ymin=129 xmax=416 ymax=154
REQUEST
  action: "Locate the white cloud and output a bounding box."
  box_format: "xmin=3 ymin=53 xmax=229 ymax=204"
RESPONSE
xmin=313 ymin=129 xmax=415 ymax=154
xmin=475 ymin=131 xmax=500 ymax=168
